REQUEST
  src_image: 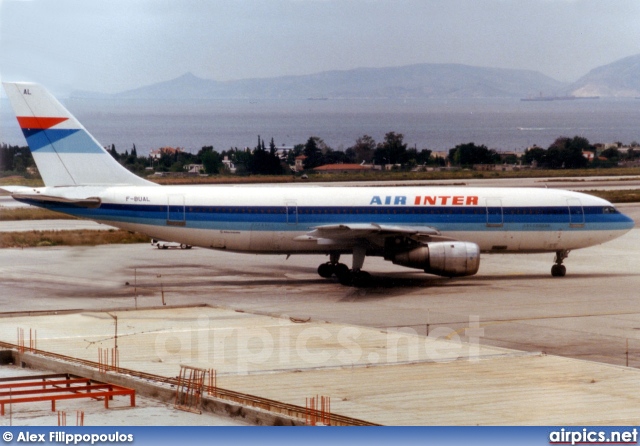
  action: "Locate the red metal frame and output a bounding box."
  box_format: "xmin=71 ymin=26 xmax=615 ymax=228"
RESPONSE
xmin=0 ymin=373 xmax=135 ymax=416
xmin=174 ymin=365 xmax=207 ymax=414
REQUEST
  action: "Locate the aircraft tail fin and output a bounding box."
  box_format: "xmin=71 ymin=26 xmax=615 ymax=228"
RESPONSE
xmin=2 ymin=82 xmax=154 ymax=187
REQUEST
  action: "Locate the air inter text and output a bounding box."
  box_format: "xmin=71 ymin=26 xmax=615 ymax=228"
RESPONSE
xmin=370 ymin=196 xmax=479 ymax=206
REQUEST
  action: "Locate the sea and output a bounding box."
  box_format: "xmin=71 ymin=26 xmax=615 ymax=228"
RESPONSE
xmin=2 ymin=97 xmax=640 ymax=156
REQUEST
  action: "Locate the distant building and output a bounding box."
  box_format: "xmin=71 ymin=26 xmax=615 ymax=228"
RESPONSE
xmin=276 ymin=146 xmax=295 ymax=160
xmin=222 ymin=156 xmax=236 ymax=174
xmin=184 ymin=164 xmax=203 ymax=174
xmin=294 ymin=155 xmax=307 ymax=172
xmin=149 ymin=147 xmax=184 ymax=159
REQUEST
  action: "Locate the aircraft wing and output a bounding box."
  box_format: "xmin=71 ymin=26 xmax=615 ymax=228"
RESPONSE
xmin=295 ymin=223 xmax=456 ymax=245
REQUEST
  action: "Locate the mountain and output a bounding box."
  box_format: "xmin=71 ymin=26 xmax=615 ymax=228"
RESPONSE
xmin=94 ymin=64 xmax=568 ymax=101
xmin=568 ymin=54 xmax=640 ymax=98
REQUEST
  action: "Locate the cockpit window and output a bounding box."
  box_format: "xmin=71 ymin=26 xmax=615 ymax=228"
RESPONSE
xmin=603 ymin=206 xmax=618 ymax=214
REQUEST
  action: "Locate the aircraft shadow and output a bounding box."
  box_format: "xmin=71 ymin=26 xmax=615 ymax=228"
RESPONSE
xmin=472 ymin=272 xmax=639 ymax=282
xmin=122 ymin=264 xmax=639 ymax=302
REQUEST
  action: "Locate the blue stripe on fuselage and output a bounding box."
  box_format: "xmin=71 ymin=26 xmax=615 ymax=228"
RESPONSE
xmin=21 ymin=201 xmax=635 ymax=232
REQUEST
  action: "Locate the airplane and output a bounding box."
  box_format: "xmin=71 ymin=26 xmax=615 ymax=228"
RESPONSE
xmin=1 ymin=82 xmax=635 ymax=286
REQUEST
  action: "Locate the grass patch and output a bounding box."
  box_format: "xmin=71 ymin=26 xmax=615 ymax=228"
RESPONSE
xmin=0 ymin=176 xmax=44 ymax=188
xmin=0 ymin=229 xmax=150 ymax=248
xmin=580 ymin=189 xmax=640 ymax=204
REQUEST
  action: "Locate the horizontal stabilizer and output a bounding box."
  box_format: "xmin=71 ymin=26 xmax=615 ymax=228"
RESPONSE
xmin=11 ymin=192 xmax=101 ymax=208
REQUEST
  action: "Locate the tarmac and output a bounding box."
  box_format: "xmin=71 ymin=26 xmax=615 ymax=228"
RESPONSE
xmin=0 ymin=202 xmax=638 ymax=424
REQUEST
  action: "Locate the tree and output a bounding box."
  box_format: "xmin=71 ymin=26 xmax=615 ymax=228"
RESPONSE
xmin=600 ymin=147 xmax=620 ymax=161
xmin=448 ymin=142 xmax=499 ymax=167
xmin=373 ymin=132 xmax=408 ymax=166
xmin=286 ymin=145 xmax=304 ymax=165
xmin=228 ymin=148 xmax=253 ymax=175
xmin=198 ymin=146 xmax=222 ymax=174
xmin=322 ymin=147 xmax=351 ymax=164
xmin=303 ymin=136 xmax=324 ymax=169
xmin=249 ymin=136 xmax=282 ymax=175
xmin=546 ymin=136 xmax=589 ymax=169
xmin=269 ymin=138 xmax=276 ymax=156
xmin=108 ymin=144 xmax=119 ymax=161
xmin=405 ymin=147 xmax=432 ymax=166
xmin=350 ymin=135 xmax=376 ymax=163
xmin=523 ymin=146 xmax=546 ymax=166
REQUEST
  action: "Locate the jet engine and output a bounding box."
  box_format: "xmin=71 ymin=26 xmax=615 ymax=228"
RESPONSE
xmin=388 ymin=241 xmax=480 ymax=277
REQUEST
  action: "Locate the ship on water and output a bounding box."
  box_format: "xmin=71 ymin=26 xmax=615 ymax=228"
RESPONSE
xmin=521 ymin=93 xmax=600 ymax=102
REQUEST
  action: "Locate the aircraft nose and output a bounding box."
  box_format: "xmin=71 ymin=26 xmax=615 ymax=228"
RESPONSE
xmin=618 ymin=210 xmax=636 ymax=231
xmin=623 ymin=212 xmax=635 ymax=227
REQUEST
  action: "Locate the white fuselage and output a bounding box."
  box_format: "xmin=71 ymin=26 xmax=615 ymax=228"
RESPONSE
xmin=29 ymin=185 xmax=634 ymax=256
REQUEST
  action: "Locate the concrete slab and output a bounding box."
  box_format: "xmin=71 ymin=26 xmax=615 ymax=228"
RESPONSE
xmin=0 ymin=307 xmax=510 ymax=378
xmin=220 ymin=355 xmax=640 ymax=425
xmin=2 ymin=307 xmax=640 ymax=425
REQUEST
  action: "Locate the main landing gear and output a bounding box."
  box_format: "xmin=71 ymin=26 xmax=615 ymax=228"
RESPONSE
xmin=551 ymin=249 xmax=569 ymax=277
xmin=317 ymin=249 xmax=372 ymax=286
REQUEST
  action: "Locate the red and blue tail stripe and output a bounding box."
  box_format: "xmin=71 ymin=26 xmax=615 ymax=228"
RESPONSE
xmin=16 ymin=116 xmax=85 ymax=152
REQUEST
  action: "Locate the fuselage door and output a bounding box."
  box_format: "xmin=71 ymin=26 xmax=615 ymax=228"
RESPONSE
xmin=286 ymin=200 xmax=298 ymax=225
xmin=486 ymin=198 xmax=503 ymax=227
xmin=567 ymin=197 xmax=585 ymax=228
xmin=167 ymin=194 xmax=186 ymax=226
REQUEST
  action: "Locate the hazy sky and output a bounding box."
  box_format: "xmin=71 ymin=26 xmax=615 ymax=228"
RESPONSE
xmin=1 ymin=0 xmax=640 ymax=95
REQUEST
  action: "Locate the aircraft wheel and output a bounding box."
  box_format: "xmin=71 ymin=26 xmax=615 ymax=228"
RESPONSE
xmin=317 ymin=263 xmax=334 ymax=278
xmin=334 ymin=263 xmax=350 ymax=278
xmin=551 ymin=264 xmax=566 ymax=277
xmin=337 ymin=272 xmax=353 ymax=286
xmin=351 ymin=270 xmax=372 ymax=287
xmin=335 ymin=265 xmax=352 ymax=285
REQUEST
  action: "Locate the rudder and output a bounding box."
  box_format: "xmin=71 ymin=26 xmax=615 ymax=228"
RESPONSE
xmin=3 ymin=82 xmax=154 ymax=187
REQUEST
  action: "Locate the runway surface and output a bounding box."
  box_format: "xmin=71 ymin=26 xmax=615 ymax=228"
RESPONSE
xmin=0 ymin=219 xmax=117 ymax=232
xmin=1 ymin=222 xmax=638 ymax=369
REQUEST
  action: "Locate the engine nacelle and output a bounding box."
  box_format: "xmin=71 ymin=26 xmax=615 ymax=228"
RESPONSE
xmin=389 ymin=241 xmax=480 ymax=277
